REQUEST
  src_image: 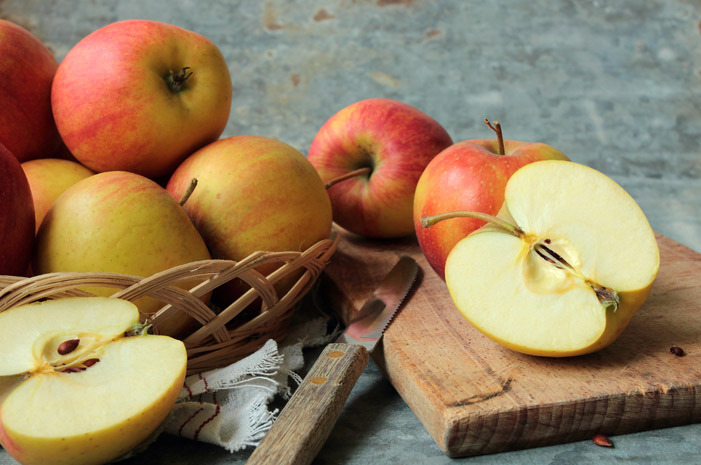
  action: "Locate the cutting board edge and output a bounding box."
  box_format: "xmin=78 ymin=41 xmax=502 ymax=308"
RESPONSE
xmin=437 ymin=381 xmax=701 ymax=457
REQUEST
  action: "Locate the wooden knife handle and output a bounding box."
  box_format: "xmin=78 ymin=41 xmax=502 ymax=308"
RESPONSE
xmin=246 ymin=342 xmax=370 ymax=465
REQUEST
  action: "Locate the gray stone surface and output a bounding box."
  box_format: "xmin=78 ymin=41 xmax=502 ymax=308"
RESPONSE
xmin=0 ymin=0 xmax=699 ymax=463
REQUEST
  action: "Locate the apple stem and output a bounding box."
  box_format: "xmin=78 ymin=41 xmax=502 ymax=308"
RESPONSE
xmin=484 ymin=118 xmax=505 ymax=155
xmin=420 ymin=211 xmax=524 ymax=237
xmin=324 ymin=167 xmax=372 ymax=189
xmin=166 ymin=67 xmax=193 ymax=93
xmin=178 ymin=178 xmax=198 ymax=206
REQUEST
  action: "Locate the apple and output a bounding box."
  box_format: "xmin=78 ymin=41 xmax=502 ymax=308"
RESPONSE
xmin=414 ymin=119 xmax=570 ymax=280
xmin=0 ymin=297 xmax=187 ymax=465
xmin=308 ymin=98 xmax=453 ymax=238
xmin=166 ymin=135 xmax=333 ymax=303
xmin=0 ymin=143 xmax=34 ymax=276
xmin=0 ymin=20 xmax=61 ymax=162
xmin=51 ymin=19 xmax=232 ymax=179
xmin=21 ymin=158 xmax=95 ymax=233
xmin=423 ymin=160 xmax=659 ymax=357
xmin=33 ymin=171 xmax=212 ymax=337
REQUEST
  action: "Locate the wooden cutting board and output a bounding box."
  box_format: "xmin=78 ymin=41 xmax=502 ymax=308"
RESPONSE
xmin=320 ymin=229 xmax=701 ymax=457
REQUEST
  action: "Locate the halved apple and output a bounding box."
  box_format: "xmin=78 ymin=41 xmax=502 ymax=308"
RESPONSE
xmin=426 ymin=160 xmax=659 ymax=357
xmin=0 ymin=297 xmax=187 ymax=465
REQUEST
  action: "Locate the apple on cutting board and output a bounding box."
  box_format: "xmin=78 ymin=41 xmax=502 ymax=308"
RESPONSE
xmin=308 ymin=98 xmax=453 ymax=238
xmin=423 ymin=160 xmax=660 ymax=357
xmin=414 ymin=119 xmax=570 ymax=280
xmin=0 ymin=297 xmax=187 ymax=465
xmin=51 ymin=19 xmax=232 ymax=179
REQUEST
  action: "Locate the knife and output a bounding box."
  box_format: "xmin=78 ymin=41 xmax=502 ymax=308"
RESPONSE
xmin=246 ymin=255 xmax=419 ymax=465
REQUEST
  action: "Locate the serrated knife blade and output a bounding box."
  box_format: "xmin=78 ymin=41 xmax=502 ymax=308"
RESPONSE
xmin=246 ymin=255 xmax=419 ymax=465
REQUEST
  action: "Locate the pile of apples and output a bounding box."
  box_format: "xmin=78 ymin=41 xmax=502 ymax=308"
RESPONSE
xmin=0 ymin=16 xmax=661 ymax=465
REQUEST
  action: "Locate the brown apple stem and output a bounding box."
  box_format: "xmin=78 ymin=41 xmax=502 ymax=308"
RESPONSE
xmin=324 ymin=167 xmax=372 ymax=189
xmin=420 ymin=211 xmax=524 ymax=237
xmin=178 ymin=178 xmax=198 ymax=206
xmin=484 ymin=118 xmax=505 ymax=155
xmin=166 ymin=67 xmax=193 ymax=93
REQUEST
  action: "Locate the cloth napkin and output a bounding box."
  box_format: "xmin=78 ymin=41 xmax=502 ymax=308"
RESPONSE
xmin=161 ymin=295 xmax=339 ymax=452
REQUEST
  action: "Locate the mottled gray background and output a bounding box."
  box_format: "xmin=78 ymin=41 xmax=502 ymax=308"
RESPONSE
xmin=1 ymin=0 xmax=699 ymax=464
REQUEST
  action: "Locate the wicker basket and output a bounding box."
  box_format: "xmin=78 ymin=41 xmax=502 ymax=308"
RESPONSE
xmin=0 ymin=231 xmax=339 ymax=375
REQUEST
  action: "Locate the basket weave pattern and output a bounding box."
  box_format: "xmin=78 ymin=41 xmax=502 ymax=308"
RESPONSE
xmin=0 ymin=233 xmax=338 ymax=375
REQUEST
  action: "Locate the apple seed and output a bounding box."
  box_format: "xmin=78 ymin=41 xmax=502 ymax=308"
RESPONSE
xmin=61 ymin=367 xmax=85 ymax=373
xmin=592 ymin=433 xmax=613 ymax=447
xmin=670 ymin=346 xmax=685 ymax=357
xmin=57 ymin=338 xmax=80 ymax=355
xmin=83 ymin=358 xmax=100 ymax=367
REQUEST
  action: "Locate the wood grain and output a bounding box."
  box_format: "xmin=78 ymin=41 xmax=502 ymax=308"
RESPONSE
xmin=246 ymin=343 xmax=369 ymax=465
xmin=321 ymin=229 xmax=701 ymax=457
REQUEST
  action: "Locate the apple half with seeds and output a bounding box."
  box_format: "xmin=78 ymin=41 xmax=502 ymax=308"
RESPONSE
xmin=423 ymin=160 xmax=660 ymax=357
xmin=0 ymin=297 xmax=187 ymax=465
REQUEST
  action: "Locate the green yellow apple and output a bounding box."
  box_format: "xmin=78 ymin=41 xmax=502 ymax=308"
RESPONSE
xmin=0 ymin=297 xmax=186 ymax=465
xmin=166 ymin=135 xmax=333 ymax=303
xmin=51 ymin=19 xmax=232 ymax=179
xmin=424 ymin=160 xmax=659 ymax=357
xmin=32 ymin=171 xmax=212 ymax=336
xmin=414 ymin=120 xmax=569 ymax=280
xmin=0 ymin=143 xmax=34 ymax=276
xmin=0 ymin=19 xmax=61 ymax=162
xmin=308 ymin=98 xmax=453 ymax=238
xmin=21 ymin=158 xmax=95 ymax=232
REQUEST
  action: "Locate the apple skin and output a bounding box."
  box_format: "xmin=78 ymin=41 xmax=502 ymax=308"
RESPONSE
xmin=32 ymin=171 xmax=212 ymax=336
xmin=167 ymin=135 xmax=333 ymax=303
xmin=0 ymin=143 xmax=34 ymax=276
xmin=0 ymin=20 xmax=61 ymax=162
xmin=21 ymin=158 xmax=95 ymax=233
xmin=308 ymin=98 xmax=453 ymax=238
xmin=414 ymin=139 xmax=570 ymax=280
xmin=51 ymin=19 xmax=232 ymax=179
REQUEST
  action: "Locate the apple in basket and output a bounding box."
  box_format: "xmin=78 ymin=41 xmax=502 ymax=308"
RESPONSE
xmin=0 ymin=143 xmax=35 ymax=276
xmin=21 ymin=158 xmax=95 ymax=233
xmin=0 ymin=297 xmax=186 ymax=465
xmin=422 ymin=160 xmax=659 ymax=356
xmin=308 ymin=98 xmax=453 ymax=238
xmin=0 ymin=19 xmax=62 ymax=162
xmin=51 ymin=19 xmax=232 ymax=179
xmin=166 ymin=135 xmax=333 ymax=304
xmin=32 ymin=171 xmax=212 ymax=337
xmin=413 ymin=119 xmax=570 ymax=280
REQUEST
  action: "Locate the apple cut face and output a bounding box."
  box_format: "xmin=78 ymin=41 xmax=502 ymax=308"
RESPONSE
xmin=0 ymin=297 xmax=187 ymax=465
xmin=445 ymin=160 xmax=659 ymax=357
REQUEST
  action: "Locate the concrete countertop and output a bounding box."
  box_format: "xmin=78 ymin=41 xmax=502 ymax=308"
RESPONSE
xmin=1 ymin=0 xmax=699 ymax=463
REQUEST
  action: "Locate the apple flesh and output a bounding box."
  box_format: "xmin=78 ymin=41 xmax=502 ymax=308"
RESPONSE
xmin=308 ymin=98 xmax=453 ymax=238
xmin=0 ymin=297 xmax=187 ymax=465
xmin=32 ymin=171 xmax=212 ymax=337
xmin=51 ymin=19 xmax=232 ymax=179
xmin=414 ymin=120 xmax=570 ymax=280
xmin=0 ymin=143 xmax=34 ymax=276
xmin=0 ymin=19 xmax=61 ymax=162
xmin=21 ymin=158 xmax=95 ymax=233
xmin=434 ymin=160 xmax=659 ymax=357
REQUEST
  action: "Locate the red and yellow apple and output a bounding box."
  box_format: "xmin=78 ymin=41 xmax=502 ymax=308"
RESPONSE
xmin=308 ymin=98 xmax=453 ymax=238
xmin=0 ymin=143 xmax=34 ymax=276
xmin=426 ymin=160 xmax=659 ymax=356
xmin=0 ymin=297 xmax=187 ymax=465
xmin=0 ymin=19 xmax=61 ymax=162
xmin=167 ymin=135 xmax=333 ymax=303
xmin=51 ymin=19 xmax=232 ymax=179
xmin=32 ymin=171 xmax=212 ymax=336
xmin=21 ymin=158 xmax=95 ymax=232
xmin=414 ymin=120 xmax=570 ymax=279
